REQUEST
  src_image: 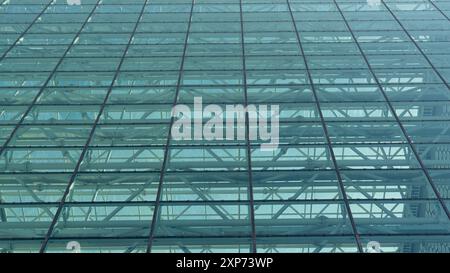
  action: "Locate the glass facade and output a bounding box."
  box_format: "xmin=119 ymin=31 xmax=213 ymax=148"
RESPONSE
xmin=1 ymin=0 xmax=450 ymax=253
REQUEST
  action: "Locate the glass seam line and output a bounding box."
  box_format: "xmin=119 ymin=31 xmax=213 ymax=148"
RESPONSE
xmin=2 ymin=18 xmax=449 ymax=24
xmin=8 ymin=233 xmax=450 ymax=242
xmin=6 ymin=142 xmax=445 ymax=148
xmin=4 ymin=52 xmax=450 ymax=58
xmin=5 ymin=29 xmax=450 ymax=35
xmin=0 ymin=40 xmax=447 ymax=46
xmin=38 ymin=0 xmax=150 ymax=253
xmin=11 ymin=120 xmax=450 ymax=126
xmin=1 ymin=167 xmax=448 ymax=176
xmin=286 ymin=0 xmax=363 ymax=253
xmin=5 ymin=67 xmax=450 ymax=73
xmin=2 ymin=198 xmax=449 ymax=207
xmin=239 ymin=0 xmax=258 ymax=254
xmin=426 ymin=0 xmax=450 ymax=21
xmin=3 ymin=98 xmax=450 ymax=105
xmin=334 ymin=0 xmax=450 ymax=219
xmin=5 ymin=102 xmax=450 ymax=107
xmin=0 ymin=83 xmax=444 ymax=89
xmin=4 ymin=9 xmax=450 ymax=15
xmin=381 ymin=0 xmax=450 ymax=92
xmin=146 ymin=0 xmax=196 ymax=253
xmin=3 ymin=1 xmax=450 ymax=6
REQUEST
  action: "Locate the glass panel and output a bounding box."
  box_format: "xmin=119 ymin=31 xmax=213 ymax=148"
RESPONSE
xmin=1 ymin=0 xmax=449 ymax=253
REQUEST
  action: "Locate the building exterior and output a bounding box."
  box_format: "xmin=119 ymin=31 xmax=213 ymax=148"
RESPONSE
xmin=1 ymin=0 xmax=450 ymax=253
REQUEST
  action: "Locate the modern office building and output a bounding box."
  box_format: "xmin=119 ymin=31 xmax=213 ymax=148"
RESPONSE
xmin=1 ymin=0 xmax=450 ymax=253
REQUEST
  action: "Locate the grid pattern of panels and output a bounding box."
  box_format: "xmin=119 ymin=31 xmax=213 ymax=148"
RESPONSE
xmin=1 ymin=0 xmax=450 ymax=253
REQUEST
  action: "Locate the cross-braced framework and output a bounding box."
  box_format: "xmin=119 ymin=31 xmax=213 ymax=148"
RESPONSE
xmin=1 ymin=0 xmax=450 ymax=253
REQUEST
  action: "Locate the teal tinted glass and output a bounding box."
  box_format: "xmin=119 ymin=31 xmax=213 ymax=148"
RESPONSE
xmin=0 ymin=0 xmax=450 ymax=253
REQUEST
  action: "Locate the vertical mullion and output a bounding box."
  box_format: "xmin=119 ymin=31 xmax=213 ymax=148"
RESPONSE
xmin=0 ymin=0 xmax=95 ymax=158
xmin=39 ymin=0 xmax=150 ymax=253
xmin=427 ymin=0 xmax=450 ymax=21
xmin=0 ymin=0 xmax=54 ymax=62
xmin=239 ymin=0 xmax=257 ymax=254
xmin=0 ymin=0 xmax=56 ymax=156
xmin=286 ymin=0 xmax=363 ymax=253
xmin=381 ymin=0 xmax=450 ymax=92
xmin=332 ymin=0 xmax=450 ymax=219
xmin=146 ymin=0 xmax=195 ymax=253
